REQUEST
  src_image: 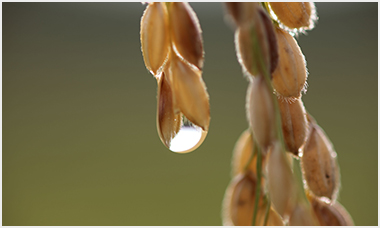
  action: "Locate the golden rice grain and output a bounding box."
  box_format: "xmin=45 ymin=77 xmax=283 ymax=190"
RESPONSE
xmin=156 ymin=72 xmax=181 ymax=148
xmin=269 ymin=2 xmax=317 ymax=32
xmin=278 ymin=97 xmax=308 ymax=156
xmin=222 ymin=172 xmax=263 ymax=226
xmin=169 ymin=54 xmax=210 ymax=131
xmin=272 ymin=27 xmax=307 ymax=99
xmin=169 ymin=2 xmax=204 ymax=70
xmin=140 ymin=3 xmax=170 ymax=76
xmin=309 ymin=194 xmax=355 ymax=226
xmin=231 ymin=129 xmax=256 ymax=176
xmin=265 ymin=141 xmax=297 ymax=217
xmin=235 ymin=7 xmax=278 ymax=78
xmin=301 ymin=123 xmax=340 ymax=201
xmin=246 ymin=77 xmax=277 ymax=149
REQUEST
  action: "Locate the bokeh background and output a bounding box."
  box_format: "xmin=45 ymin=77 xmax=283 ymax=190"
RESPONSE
xmin=3 ymin=2 xmax=377 ymax=226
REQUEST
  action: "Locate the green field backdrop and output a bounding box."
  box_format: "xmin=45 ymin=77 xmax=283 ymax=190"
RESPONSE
xmin=3 ymin=2 xmax=378 ymax=226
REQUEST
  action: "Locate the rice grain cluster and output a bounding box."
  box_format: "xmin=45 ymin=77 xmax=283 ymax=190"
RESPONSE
xmin=140 ymin=2 xmax=353 ymax=225
xmin=222 ymin=2 xmax=353 ymax=226
xmin=140 ymin=2 xmax=210 ymax=153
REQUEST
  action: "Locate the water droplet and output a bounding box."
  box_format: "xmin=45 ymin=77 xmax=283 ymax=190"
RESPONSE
xmin=169 ymin=115 xmax=207 ymax=153
xmin=158 ymin=113 xmax=207 ymax=153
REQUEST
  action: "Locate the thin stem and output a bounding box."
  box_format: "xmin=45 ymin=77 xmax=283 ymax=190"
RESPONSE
xmin=251 ymin=146 xmax=262 ymax=226
xmin=263 ymin=196 xmax=271 ymax=226
xmin=244 ymin=134 xmax=257 ymax=172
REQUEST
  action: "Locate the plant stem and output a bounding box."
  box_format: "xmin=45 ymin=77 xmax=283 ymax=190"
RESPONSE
xmin=263 ymin=196 xmax=271 ymax=225
xmin=244 ymin=134 xmax=257 ymax=172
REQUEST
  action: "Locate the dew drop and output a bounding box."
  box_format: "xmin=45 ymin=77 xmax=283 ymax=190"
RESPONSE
xmin=168 ymin=115 xmax=207 ymax=153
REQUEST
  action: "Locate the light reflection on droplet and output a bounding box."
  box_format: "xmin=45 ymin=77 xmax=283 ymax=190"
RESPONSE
xmin=170 ymin=126 xmax=202 ymax=152
xmin=168 ymin=115 xmax=207 ymax=153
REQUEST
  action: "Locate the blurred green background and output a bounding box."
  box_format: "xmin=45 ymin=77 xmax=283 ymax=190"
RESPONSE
xmin=3 ymin=2 xmax=377 ymax=226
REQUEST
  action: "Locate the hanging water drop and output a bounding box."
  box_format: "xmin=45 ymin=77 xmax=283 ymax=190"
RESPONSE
xmin=168 ymin=115 xmax=207 ymax=153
